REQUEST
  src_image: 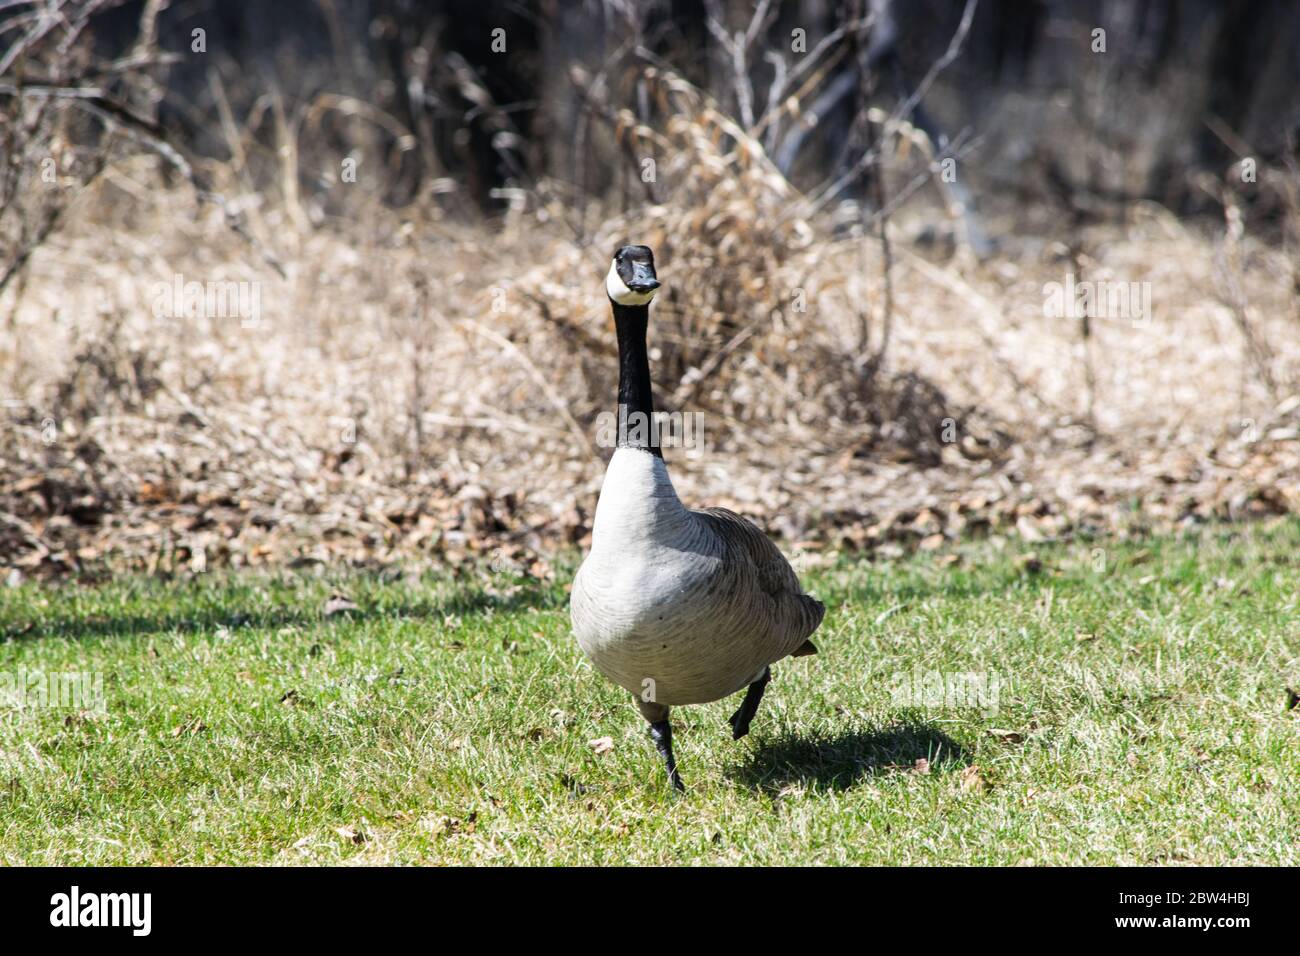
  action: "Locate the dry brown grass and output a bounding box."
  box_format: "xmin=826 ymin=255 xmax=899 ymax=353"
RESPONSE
xmin=2 ymin=68 xmax=1299 ymax=577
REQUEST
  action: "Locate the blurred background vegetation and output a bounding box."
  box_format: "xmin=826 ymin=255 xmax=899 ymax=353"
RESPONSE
xmin=65 ymin=0 xmax=1300 ymax=218
xmin=2 ymin=0 xmax=1298 ymax=578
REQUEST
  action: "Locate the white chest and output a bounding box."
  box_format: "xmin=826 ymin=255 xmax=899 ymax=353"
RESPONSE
xmin=572 ymin=450 xmax=761 ymax=704
xmin=590 ymin=448 xmax=687 ymax=544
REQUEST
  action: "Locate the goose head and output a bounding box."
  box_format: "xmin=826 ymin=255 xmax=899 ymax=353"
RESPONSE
xmin=606 ymin=245 xmax=660 ymax=306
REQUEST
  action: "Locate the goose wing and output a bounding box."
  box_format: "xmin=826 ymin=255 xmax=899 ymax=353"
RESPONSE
xmin=693 ymin=507 xmax=825 ymax=658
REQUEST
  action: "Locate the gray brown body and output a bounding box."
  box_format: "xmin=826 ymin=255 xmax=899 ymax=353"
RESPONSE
xmin=571 ymin=448 xmax=824 ymax=707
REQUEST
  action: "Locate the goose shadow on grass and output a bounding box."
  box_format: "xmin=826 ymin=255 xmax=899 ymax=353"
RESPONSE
xmin=731 ymin=721 xmax=969 ymax=793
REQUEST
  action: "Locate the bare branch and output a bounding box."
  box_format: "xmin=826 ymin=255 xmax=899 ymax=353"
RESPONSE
xmin=804 ymin=0 xmax=978 ymax=213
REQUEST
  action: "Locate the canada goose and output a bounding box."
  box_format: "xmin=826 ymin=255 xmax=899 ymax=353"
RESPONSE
xmin=571 ymin=244 xmax=825 ymax=791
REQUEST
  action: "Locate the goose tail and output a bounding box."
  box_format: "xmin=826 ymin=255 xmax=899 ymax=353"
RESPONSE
xmin=788 ymin=595 xmax=825 ymax=657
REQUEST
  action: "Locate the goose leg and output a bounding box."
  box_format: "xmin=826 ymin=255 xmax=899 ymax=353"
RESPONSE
xmin=637 ymin=698 xmax=685 ymax=791
xmin=728 ymin=666 xmax=772 ymax=740
xmin=648 ymin=719 xmax=685 ymax=792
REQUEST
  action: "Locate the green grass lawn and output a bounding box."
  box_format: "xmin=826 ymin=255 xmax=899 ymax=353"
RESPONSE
xmin=1 ymin=521 xmax=1297 ymax=865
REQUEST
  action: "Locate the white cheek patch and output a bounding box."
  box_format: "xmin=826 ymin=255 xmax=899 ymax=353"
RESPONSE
xmin=606 ymin=261 xmax=658 ymax=306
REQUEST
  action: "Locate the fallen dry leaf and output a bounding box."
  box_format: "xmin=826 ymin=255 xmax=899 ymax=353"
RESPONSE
xmin=588 ymin=735 xmax=615 ymax=755
xmin=170 ymin=716 xmax=206 ymax=737
xmin=987 ymin=728 xmax=1024 ymax=744
xmin=334 ymin=825 xmax=366 ymax=844
xmin=874 ymin=603 xmax=905 ymax=626
xmin=960 ymin=765 xmax=989 ymax=793
xmin=433 ymin=812 xmax=477 ymax=838
xmin=324 ymin=592 xmax=359 ymax=617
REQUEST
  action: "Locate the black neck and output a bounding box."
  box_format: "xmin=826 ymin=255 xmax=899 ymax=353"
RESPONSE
xmin=612 ymin=299 xmax=661 ymax=458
